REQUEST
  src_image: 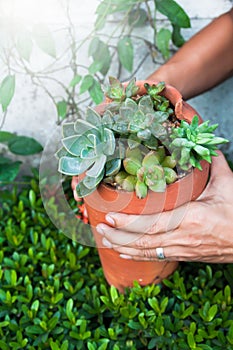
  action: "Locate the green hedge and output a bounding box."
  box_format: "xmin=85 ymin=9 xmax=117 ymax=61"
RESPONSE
xmin=0 ymin=173 xmax=233 ymax=350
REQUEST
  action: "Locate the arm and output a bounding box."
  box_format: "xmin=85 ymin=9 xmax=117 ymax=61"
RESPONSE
xmin=148 ymin=8 xmax=233 ymax=100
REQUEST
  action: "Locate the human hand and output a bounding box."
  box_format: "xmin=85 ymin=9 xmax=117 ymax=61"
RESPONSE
xmin=96 ymin=151 xmax=233 ymax=263
xmin=71 ymin=176 xmax=88 ymax=221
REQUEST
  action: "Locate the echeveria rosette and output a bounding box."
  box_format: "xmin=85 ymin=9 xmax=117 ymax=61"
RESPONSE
xmin=57 ymin=107 xmax=120 ymax=197
xmin=169 ymin=115 xmax=229 ymax=170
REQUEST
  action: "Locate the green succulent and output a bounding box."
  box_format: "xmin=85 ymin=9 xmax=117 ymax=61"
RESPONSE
xmin=102 ymin=76 xmax=140 ymax=102
xmin=57 ymin=107 xmax=120 ymax=197
xmin=115 ymin=147 xmax=177 ymax=199
xmin=56 ymin=77 xmax=229 ymax=199
xmin=169 ymin=115 xmax=229 ymax=170
xmin=144 ymin=81 xmax=173 ymax=114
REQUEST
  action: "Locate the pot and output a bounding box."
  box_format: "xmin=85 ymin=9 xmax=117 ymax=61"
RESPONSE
xmin=72 ymin=80 xmax=210 ymax=293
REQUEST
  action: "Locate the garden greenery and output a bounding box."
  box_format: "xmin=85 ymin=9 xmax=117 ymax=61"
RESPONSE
xmin=0 ymin=174 xmax=233 ymax=349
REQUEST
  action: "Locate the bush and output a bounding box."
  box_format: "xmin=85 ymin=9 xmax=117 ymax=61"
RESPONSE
xmin=0 ymin=173 xmax=233 ymax=350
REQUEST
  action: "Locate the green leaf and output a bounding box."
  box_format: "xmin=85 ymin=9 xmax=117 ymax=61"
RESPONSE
xmin=59 ymin=156 xmax=94 ymax=176
xmin=0 ymin=75 xmax=15 ymax=112
xmin=88 ymin=61 xmax=104 ymax=75
xmin=110 ymin=285 xmax=119 ymax=304
xmin=0 ymin=161 xmax=22 ymax=182
xmin=76 ymin=179 xmax=96 ymax=197
xmin=172 ymin=24 xmax=185 ymax=47
xmin=25 ymin=325 xmax=45 ymax=335
xmin=32 ymin=23 xmax=56 ymax=58
xmin=207 ymin=304 xmax=218 ymax=322
xmin=193 ymin=145 xmax=210 ymax=157
xmin=8 ymin=136 xmax=43 ymax=155
xmin=187 ymin=332 xmax=196 ymax=348
xmin=69 ymin=74 xmax=82 ymax=88
xmin=117 ymin=36 xmax=134 ymax=72
xmin=62 ymin=123 xmax=75 ymax=138
xmin=88 ymin=38 xmax=111 ymax=75
xmin=89 ymin=80 xmax=104 ymax=104
xmin=0 ymin=131 xmax=16 ymax=143
xmin=155 ymin=0 xmax=191 ymax=28
xmin=95 ymin=0 xmax=137 ymax=16
xmin=56 ymin=100 xmax=67 ymax=119
xmin=16 ymin=30 xmax=33 ymax=61
xmin=156 ymin=28 xmax=171 ymax=60
xmin=128 ymin=9 xmax=148 ymax=27
xmin=80 ymin=75 xmax=94 ymax=95
xmin=0 ymin=156 xmax=11 ymax=164
xmin=86 ymin=155 xmax=106 ymax=178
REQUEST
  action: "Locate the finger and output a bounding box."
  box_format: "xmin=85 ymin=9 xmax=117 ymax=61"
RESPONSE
xmin=210 ymin=151 xmax=232 ymax=178
xmin=96 ymin=224 xmax=142 ymax=245
xmin=197 ymin=151 xmax=232 ymax=200
xmin=115 ymin=242 xmax=230 ymax=262
xmin=119 ymin=248 xmax=229 ymax=262
xmin=105 ymin=203 xmax=191 ymax=234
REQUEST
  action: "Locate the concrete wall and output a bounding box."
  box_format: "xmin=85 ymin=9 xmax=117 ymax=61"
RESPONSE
xmin=1 ymin=0 xmax=232 ymax=162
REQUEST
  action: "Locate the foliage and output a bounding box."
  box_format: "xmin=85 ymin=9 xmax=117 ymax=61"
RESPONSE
xmin=0 ymin=131 xmax=43 ymax=184
xmin=0 ymin=176 xmax=233 ymax=349
xmin=0 ymin=0 xmax=191 ymax=126
xmin=169 ymin=116 xmax=228 ymax=170
xmin=57 ymin=77 xmax=228 ymax=198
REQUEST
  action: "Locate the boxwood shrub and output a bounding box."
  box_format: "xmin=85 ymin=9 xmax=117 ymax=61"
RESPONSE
xmin=0 ymin=171 xmax=233 ymax=350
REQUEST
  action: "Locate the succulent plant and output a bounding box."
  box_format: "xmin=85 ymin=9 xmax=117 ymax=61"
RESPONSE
xmin=57 ymin=107 xmax=120 ymax=197
xmin=114 ymin=146 xmax=177 ymax=199
xmin=169 ymin=115 xmax=229 ymax=170
xmin=56 ymin=76 xmax=229 ymax=198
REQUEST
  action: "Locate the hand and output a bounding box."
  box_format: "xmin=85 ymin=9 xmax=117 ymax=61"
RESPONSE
xmin=71 ymin=176 xmax=88 ymax=220
xmin=96 ymin=151 xmax=233 ymax=263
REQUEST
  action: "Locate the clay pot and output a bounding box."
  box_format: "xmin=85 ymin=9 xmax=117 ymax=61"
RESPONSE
xmin=72 ymin=80 xmax=210 ymax=293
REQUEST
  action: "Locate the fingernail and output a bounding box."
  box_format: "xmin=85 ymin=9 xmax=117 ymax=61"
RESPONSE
xmin=96 ymin=225 xmax=104 ymax=235
xmin=106 ymin=214 xmax=115 ymax=226
xmin=120 ymin=254 xmax=132 ymax=260
xmin=102 ymin=237 xmax=112 ymax=248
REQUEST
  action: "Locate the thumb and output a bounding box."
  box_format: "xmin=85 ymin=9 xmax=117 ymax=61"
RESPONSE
xmin=197 ymin=151 xmax=232 ymax=200
xmin=209 ymin=150 xmax=232 ymax=180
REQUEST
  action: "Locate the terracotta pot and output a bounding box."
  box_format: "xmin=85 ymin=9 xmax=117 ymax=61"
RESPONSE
xmin=72 ymin=80 xmax=210 ymax=293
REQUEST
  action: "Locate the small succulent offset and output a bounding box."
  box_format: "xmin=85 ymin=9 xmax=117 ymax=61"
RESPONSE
xmin=57 ymin=77 xmax=228 ymax=198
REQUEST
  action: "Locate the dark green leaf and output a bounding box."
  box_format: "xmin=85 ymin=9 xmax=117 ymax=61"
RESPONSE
xmin=8 ymin=136 xmax=43 ymax=155
xmin=155 ymin=0 xmax=191 ymax=28
xmin=172 ymin=24 xmax=185 ymax=47
xmin=0 ymin=161 xmax=21 ymax=182
xmin=0 ymin=131 xmax=16 ymax=143
xmin=117 ymin=36 xmax=134 ymax=72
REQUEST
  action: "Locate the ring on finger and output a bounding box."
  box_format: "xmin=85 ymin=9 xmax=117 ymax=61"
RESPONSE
xmin=155 ymin=247 xmax=165 ymax=260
